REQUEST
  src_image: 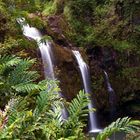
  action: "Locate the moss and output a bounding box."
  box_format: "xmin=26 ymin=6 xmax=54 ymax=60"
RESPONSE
xmin=42 ymin=0 xmax=65 ymax=16
xmin=111 ymin=40 xmax=135 ymax=52
xmin=27 ymin=15 xmax=45 ymax=30
xmin=42 ymin=1 xmax=57 ymax=16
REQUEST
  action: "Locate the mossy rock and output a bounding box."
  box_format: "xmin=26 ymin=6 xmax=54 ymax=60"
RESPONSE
xmin=44 ymin=15 xmax=74 ymax=48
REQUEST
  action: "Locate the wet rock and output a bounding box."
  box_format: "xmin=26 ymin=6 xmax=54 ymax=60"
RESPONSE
xmin=52 ymin=43 xmax=82 ymax=100
xmin=44 ymin=15 xmax=73 ymax=48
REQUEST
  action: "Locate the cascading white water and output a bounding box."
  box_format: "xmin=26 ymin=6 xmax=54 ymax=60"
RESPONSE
xmin=103 ymin=70 xmax=116 ymax=120
xmin=17 ymin=18 xmax=67 ymax=119
xmin=39 ymin=42 xmax=55 ymax=79
xmin=72 ymin=50 xmax=101 ymax=133
xmin=17 ymin=18 xmax=54 ymax=79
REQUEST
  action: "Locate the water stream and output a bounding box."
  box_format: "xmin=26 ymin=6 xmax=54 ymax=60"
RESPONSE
xmin=103 ymin=70 xmax=116 ymax=120
xmin=72 ymin=50 xmax=101 ymax=133
xmin=17 ymin=18 xmax=54 ymax=79
xmin=17 ymin=18 xmax=67 ymax=119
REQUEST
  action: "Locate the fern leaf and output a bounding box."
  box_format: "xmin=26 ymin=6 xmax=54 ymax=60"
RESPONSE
xmin=0 ymin=55 xmax=21 ymax=74
xmin=96 ymin=117 xmax=140 ymax=140
xmin=12 ymin=83 xmax=40 ymax=93
xmin=68 ymin=90 xmax=89 ymax=120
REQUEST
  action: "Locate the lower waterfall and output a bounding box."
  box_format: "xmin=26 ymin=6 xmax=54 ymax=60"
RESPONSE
xmin=72 ymin=50 xmax=101 ymax=133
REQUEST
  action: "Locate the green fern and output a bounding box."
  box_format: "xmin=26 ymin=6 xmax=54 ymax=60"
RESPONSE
xmin=0 ymin=55 xmax=20 ymax=66
xmin=96 ymin=117 xmax=140 ymax=140
xmin=68 ymin=90 xmax=89 ymax=120
xmin=34 ymin=88 xmax=61 ymax=116
xmin=0 ymin=55 xmax=41 ymax=98
xmin=8 ymin=58 xmax=38 ymax=84
xmin=0 ymin=55 xmax=21 ymax=74
xmin=1 ymin=87 xmax=139 ymax=140
xmin=13 ymin=83 xmax=40 ymax=93
xmin=9 ymin=71 xmax=39 ymax=85
xmin=61 ymin=90 xmax=90 ymax=139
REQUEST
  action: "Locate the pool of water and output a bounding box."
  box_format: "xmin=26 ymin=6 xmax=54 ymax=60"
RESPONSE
xmin=109 ymin=132 xmax=125 ymax=140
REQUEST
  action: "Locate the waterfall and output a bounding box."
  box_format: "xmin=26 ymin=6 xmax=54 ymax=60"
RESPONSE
xmin=103 ymin=71 xmax=116 ymax=120
xmin=39 ymin=42 xmax=55 ymax=79
xmin=17 ymin=18 xmax=54 ymax=79
xmin=17 ymin=17 xmax=67 ymax=119
xmin=72 ymin=50 xmax=101 ymax=133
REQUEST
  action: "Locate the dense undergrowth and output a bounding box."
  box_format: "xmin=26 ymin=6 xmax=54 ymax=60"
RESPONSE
xmin=0 ymin=0 xmax=140 ymax=139
xmin=42 ymin=0 xmax=140 ymax=53
xmin=0 ymin=55 xmax=139 ymax=139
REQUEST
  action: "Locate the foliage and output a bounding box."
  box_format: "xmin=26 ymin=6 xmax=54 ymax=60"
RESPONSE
xmin=126 ymin=131 xmax=140 ymax=140
xmin=68 ymin=0 xmax=96 ymax=23
xmin=96 ymin=117 xmax=140 ymax=140
xmin=61 ymin=0 xmax=140 ymax=52
xmin=0 ymin=89 xmax=89 ymax=139
xmin=0 ymin=0 xmax=140 ymax=140
xmin=43 ymin=0 xmax=65 ymax=16
xmin=40 ymin=35 xmax=53 ymax=43
xmin=0 ymin=55 xmax=48 ymax=107
xmin=1 ymin=0 xmax=140 ymax=52
xmin=43 ymin=0 xmax=58 ymax=16
xmin=2 ymin=0 xmax=39 ymax=13
xmin=0 ymin=0 xmax=40 ymax=59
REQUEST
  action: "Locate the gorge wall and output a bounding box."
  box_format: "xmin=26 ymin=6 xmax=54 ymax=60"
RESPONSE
xmin=30 ymin=31 xmax=140 ymax=121
xmin=36 ymin=13 xmax=140 ymax=120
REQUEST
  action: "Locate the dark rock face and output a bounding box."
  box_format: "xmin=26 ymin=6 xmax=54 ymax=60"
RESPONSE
xmin=87 ymin=46 xmax=140 ymax=117
xmin=87 ymin=46 xmax=118 ymax=71
xmin=0 ymin=15 xmax=7 ymax=42
xmin=44 ymin=15 xmax=73 ymax=48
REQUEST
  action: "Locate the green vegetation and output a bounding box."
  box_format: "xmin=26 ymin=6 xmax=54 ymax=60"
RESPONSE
xmin=0 ymin=0 xmax=139 ymax=140
xmin=97 ymin=117 xmax=140 ymax=140
xmin=0 ymin=55 xmax=139 ymax=139
xmin=0 ymin=86 xmax=89 ymax=139
xmin=65 ymin=0 xmax=140 ymax=51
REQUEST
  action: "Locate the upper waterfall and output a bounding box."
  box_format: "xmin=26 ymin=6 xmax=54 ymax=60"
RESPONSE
xmin=17 ymin=18 xmax=54 ymax=79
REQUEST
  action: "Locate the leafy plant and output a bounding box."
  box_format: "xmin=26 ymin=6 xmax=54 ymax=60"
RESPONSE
xmin=0 ymin=88 xmax=89 ymax=139
xmin=96 ymin=117 xmax=140 ymax=140
xmin=0 ymin=55 xmax=48 ymax=107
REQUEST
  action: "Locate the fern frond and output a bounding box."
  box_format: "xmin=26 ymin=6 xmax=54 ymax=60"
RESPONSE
xmin=96 ymin=117 xmax=140 ymax=140
xmin=34 ymin=79 xmax=61 ymax=117
xmin=34 ymin=90 xmax=60 ymax=116
xmin=0 ymin=55 xmax=20 ymax=67
xmin=6 ymin=57 xmax=39 ymax=86
xmin=34 ymin=91 xmax=50 ymax=115
xmin=9 ymin=71 xmax=39 ymax=85
xmin=13 ymin=58 xmax=36 ymax=72
xmin=8 ymin=98 xmax=28 ymax=114
xmin=10 ymin=58 xmax=36 ymax=72
xmin=38 ymin=80 xmax=51 ymax=90
xmin=68 ymin=90 xmax=89 ymax=120
xmin=0 ymin=55 xmax=21 ymax=74
xmin=12 ymin=83 xmax=40 ymax=93
xmin=48 ymin=106 xmax=64 ymax=126
xmin=0 ymin=96 xmax=28 ymax=126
